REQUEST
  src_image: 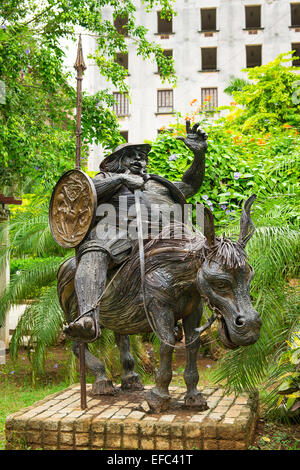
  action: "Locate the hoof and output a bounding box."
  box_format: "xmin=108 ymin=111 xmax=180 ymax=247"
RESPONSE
xmin=184 ymin=392 xmax=209 ymax=410
xmin=121 ymin=373 xmax=144 ymax=391
xmin=146 ymin=388 xmax=171 ymax=413
xmin=91 ymin=379 xmax=118 ymax=396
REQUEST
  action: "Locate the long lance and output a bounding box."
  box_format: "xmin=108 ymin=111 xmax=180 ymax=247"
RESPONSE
xmin=74 ymin=34 xmax=87 ymax=410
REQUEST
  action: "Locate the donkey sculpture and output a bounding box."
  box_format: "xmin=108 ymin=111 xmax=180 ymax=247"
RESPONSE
xmin=57 ymin=195 xmax=261 ymax=413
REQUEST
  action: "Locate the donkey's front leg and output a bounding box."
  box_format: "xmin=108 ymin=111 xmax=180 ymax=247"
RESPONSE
xmin=183 ymin=301 xmax=208 ymax=410
xmin=145 ymin=302 xmax=175 ymax=413
xmin=114 ymin=333 xmax=144 ymax=391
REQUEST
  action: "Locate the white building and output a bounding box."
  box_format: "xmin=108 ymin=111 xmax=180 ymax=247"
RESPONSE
xmin=64 ymin=0 xmax=300 ymax=171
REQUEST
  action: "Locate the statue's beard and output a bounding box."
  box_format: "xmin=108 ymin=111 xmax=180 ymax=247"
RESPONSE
xmin=125 ymin=162 xmax=147 ymax=176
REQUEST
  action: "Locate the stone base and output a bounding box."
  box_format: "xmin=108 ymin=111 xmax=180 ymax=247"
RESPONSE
xmin=5 ymin=384 xmax=259 ymax=450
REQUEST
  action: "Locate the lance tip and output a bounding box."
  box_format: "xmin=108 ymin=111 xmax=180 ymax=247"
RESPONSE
xmin=74 ymin=34 xmax=86 ymax=71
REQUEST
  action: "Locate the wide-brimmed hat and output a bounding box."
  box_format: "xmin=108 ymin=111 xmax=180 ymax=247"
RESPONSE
xmin=99 ymin=142 xmax=151 ymax=170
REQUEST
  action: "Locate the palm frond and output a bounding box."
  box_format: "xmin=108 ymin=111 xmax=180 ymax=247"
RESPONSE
xmin=224 ymin=76 xmax=251 ymax=96
xmin=0 ymin=256 xmax=67 ymax=326
xmin=10 ymin=283 xmax=65 ymax=374
xmin=8 ymin=212 xmax=66 ymax=258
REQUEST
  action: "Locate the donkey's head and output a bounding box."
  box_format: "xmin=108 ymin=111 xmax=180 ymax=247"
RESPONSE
xmin=196 ymin=195 xmax=261 ymax=349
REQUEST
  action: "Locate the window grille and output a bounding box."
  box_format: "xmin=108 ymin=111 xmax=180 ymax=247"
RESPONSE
xmin=201 ymin=88 xmax=218 ymax=110
xmin=157 ymin=89 xmax=173 ymax=113
xmin=113 ymin=92 xmax=129 ymax=116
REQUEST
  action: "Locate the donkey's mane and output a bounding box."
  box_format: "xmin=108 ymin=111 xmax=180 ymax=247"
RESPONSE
xmin=120 ymin=224 xmax=247 ymax=282
xmin=207 ymin=236 xmax=247 ymax=269
xmin=121 ymin=224 xmax=207 ymax=276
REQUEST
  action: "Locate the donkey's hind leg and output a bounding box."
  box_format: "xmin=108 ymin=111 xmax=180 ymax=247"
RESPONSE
xmin=114 ymin=334 xmax=144 ymax=391
xmin=182 ymin=301 xmax=208 ymax=410
xmin=72 ymin=342 xmax=117 ymax=395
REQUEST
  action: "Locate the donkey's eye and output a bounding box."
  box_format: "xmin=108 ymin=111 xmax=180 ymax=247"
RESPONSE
xmin=212 ymin=280 xmax=231 ymax=291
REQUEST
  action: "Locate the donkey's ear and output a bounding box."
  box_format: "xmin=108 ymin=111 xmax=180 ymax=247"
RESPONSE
xmin=238 ymin=194 xmax=256 ymax=247
xmin=204 ymin=206 xmax=216 ymax=247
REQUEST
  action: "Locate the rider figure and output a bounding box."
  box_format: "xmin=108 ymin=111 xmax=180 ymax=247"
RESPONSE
xmin=64 ymin=121 xmax=208 ymax=342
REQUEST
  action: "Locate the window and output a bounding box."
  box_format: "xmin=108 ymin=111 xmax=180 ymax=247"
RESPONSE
xmin=246 ymin=45 xmax=262 ymax=67
xmin=245 ymin=6 xmax=261 ymax=29
xmin=292 ymin=43 xmax=300 ymax=65
xmin=157 ymin=11 xmax=173 ymax=34
xmin=157 ymin=89 xmax=173 ymax=113
xmin=201 ymin=48 xmax=217 ymax=71
xmin=116 ymin=53 xmax=128 ymax=70
xmin=113 ymin=92 xmax=129 ymax=116
xmin=120 ymin=131 xmax=128 ymax=142
xmin=158 ymin=49 xmax=173 ymax=74
xmin=291 ymin=3 xmax=300 ymax=26
xmin=114 ymin=15 xmax=128 ymax=35
xmin=200 ymin=8 xmax=217 ymax=31
xmin=201 ymin=88 xmax=218 ymax=110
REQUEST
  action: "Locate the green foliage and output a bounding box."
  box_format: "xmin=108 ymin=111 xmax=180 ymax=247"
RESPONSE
xmin=274 ymin=330 xmax=300 ymax=418
xmin=221 ymin=52 xmax=300 ymax=132
xmin=0 ymin=0 xmax=176 ymax=194
xmin=223 ymin=76 xmax=251 ymax=95
xmin=148 ymin=118 xmax=299 ymax=226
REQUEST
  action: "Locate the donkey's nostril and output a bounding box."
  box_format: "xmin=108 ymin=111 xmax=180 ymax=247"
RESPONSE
xmin=235 ymin=316 xmax=245 ymax=327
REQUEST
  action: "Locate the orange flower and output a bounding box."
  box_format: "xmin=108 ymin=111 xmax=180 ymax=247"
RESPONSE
xmin=248 ymin=138 xmax=255 ymax=142
xmin=234 ymin=136 xmax=242 ymax=144
xmin=190 ymin=99 xmax=197 ymax=105
xmin=295 ymin=130 xmax=298 ymax=135
xmin=283 ymin=123 xmax=292 ymax=128
xmin=205 ymin=95 xmax=211 ymax=102
xmin=230 ymin=102 xmax=237 ymax=106
xmin=226 ymin=129 xmax=233 ymax=134
xmin=257 ymin=138 xmax=266 ymax=145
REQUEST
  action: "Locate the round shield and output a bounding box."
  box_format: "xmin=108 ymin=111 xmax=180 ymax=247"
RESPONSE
xmin=49 ymin=169 xmax=97 ymax=248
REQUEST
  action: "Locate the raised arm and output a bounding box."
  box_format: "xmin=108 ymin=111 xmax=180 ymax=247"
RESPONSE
xmin=174 ymin=121 xmax=208 ymax=199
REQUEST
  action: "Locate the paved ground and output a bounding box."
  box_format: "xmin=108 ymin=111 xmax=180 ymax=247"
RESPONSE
xmin=5 ymin=383 xmax=259 ymax=450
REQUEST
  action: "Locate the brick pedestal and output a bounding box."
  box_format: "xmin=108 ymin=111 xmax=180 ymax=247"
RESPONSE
xmin=5 ymin=384 xmax=259 ymax=450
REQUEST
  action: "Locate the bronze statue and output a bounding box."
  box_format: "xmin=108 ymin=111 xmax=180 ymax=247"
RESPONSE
xmin=49 ymin=39 xmax=261 ymax=413
xmin=62 ymin=121 xmax=208 ymax=344
xmin=52 ymin=123 xmax=261 ymax=413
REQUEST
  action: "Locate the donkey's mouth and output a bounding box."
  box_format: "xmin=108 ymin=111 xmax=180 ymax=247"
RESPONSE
xmin=218 ymin=317 xmax=239 ymax=350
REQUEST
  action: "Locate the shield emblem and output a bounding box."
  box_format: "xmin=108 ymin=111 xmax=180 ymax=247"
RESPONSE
xmin=49 ymin=169 xmax=97 ymax=248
